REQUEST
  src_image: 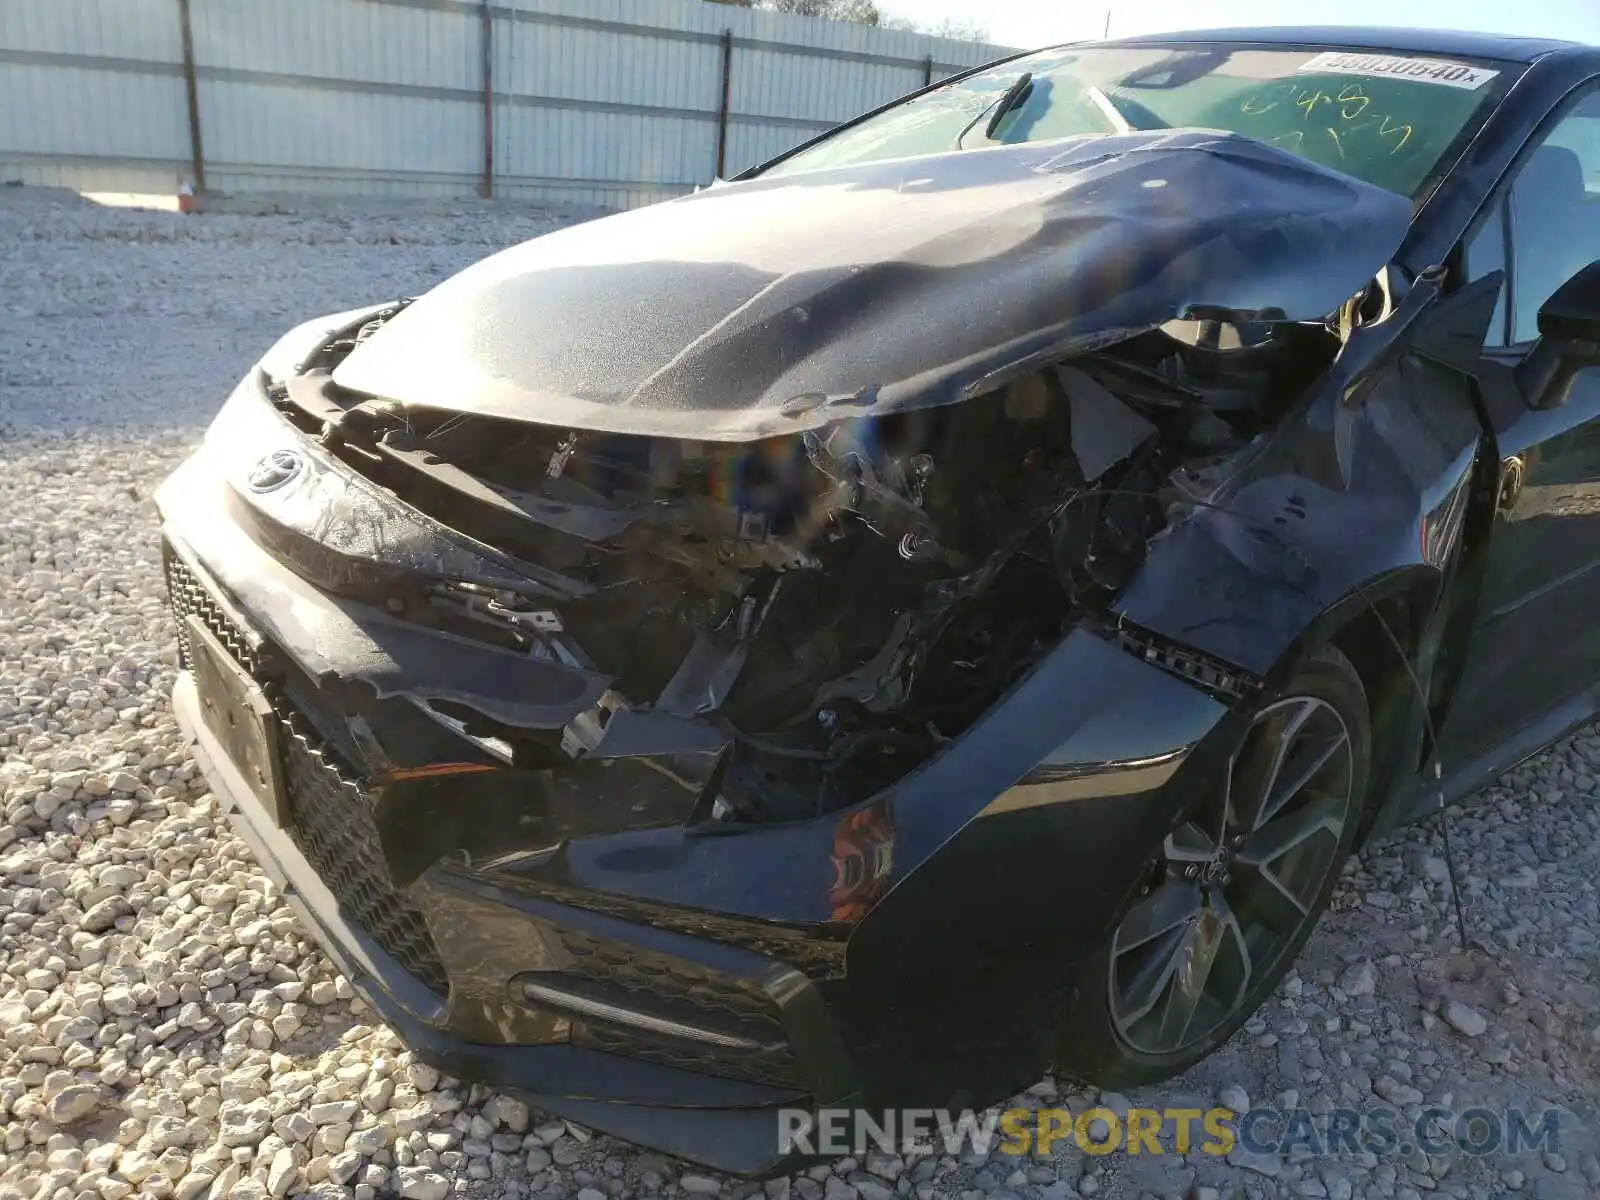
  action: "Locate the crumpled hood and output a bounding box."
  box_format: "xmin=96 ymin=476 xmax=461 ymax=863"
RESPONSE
xmin=333 ymin=130 xmax=1413 ymax=442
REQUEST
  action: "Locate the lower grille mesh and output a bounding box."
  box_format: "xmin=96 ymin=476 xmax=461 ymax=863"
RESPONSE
xmin=573 ymin=1023 xmax=803 ymax=1089
xmin=274 ymin=706 xmax=452 ymax=997
xmin=553 ymin=928 xmax=804 ymax=1090
xmin=165 ymin=551 xmax=260 ymax=675
xmin=558 ymin=928 xmax=786 ymax=1031
xmin=163 ymin=543 xmax=449 ymax=997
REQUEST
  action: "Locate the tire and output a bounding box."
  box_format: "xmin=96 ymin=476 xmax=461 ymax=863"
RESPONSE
xmin=1053 ymin=643 xmax=1370 ymax=1089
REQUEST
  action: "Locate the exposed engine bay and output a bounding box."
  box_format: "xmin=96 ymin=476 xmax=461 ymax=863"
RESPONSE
xmin=266 ymin=306 xmax=1346 ymax=822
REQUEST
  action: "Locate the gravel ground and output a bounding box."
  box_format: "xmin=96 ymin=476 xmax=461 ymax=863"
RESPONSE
xmin=2 ymin=185 xmax=1599 ymax=1200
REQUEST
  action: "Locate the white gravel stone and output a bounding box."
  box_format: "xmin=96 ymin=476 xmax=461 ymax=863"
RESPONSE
xmin=327 ymin=1153 xmax=363 ymax=1185
xmin=358 ymin=1077 xmax=393 ymax=1114
xmin=219 ymin=1102 xmax=273 ymax=1147
xmin=308 ymin=1101 xmax=358 ymax=1126
xmin=1337 ymin=960 xmax=1376 ymax=997
xmin=394 ymin=1167 xmax=450 ymax=1200
xmin=1441 ymin=999 xmax=1488 ymax=1037
xmin=308 ymin=981 xmax=339 ymax=1006
xmin=45 ymin=1082 xmax=101 ymax=1125
xmin=265 ymin=1149 xmax=296 ymax=1199
xmin=482 ymin=1095 xmax=530 ymax=1133
xmin=405 ymin=1063 xmax=440 ymax=1093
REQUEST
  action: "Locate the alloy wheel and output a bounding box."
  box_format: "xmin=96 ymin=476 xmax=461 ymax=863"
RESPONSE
xmin=1108 ymin=695 xmax=1355 ymax=1055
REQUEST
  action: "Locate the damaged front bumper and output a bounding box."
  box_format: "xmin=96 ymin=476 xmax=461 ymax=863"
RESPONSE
xmin=173 ymin=665 xmax=830 ymax=1173
xmin=166 ymin=537 xmax=845 ymax=1176
xmin=159 ymin=373 xmax=1236 ymax=1174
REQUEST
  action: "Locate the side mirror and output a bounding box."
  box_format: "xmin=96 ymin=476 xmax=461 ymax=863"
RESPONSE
xmin=1538 ymin=259 xmax=1600 ymax=343
xmin=1518 ymin=260 xmax=1600 ymax=407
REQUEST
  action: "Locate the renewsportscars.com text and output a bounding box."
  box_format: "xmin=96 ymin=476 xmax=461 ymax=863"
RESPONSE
xmin=778 ymin=1105 xmax=1562 ymax=1160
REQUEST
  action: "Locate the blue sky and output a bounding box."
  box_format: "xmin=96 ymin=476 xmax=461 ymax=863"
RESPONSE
xmin=877 ymin=0 xmax=1600 ymax=50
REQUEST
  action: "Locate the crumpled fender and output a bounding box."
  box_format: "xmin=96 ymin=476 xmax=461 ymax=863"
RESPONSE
xmin=1115 ymin=269 xmax=1500 ymax=676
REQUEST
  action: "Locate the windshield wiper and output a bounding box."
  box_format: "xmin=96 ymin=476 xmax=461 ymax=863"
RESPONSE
xmin=984 ymin=72 xmax=1035 ymax=139
xmin=953 ymin=72 xmax=1033 ymax=149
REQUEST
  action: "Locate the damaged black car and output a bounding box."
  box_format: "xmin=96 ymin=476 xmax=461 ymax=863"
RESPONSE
xmin=159 ymin=26 xmax=1600 ymax=1174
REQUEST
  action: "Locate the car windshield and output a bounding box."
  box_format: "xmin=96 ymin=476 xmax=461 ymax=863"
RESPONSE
xmin=758 ymin=44 xmax=1514 ymax=199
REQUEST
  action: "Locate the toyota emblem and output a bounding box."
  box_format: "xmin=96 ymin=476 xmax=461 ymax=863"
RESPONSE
xmin=247 ymin=449 xmax=304 ymax=493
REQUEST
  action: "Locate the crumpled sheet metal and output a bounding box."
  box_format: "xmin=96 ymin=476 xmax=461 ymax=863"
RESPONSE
xmin=333 ymin=130 xmax=1413 ymax=442
xmin=156 ymin=454 xmax=612 ymax=731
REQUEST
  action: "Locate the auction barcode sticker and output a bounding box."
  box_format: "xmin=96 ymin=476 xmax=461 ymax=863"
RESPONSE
xmin=1298 ymin=51 xmax=1500 ymax=90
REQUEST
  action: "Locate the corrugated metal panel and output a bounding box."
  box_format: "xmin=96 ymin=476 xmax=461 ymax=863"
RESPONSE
xmin=0 ymin=157 xmax=184 ymax=194
xmin=0 ymin=64 xmax=190 ymax=161
xmin=0 ymin=0 xmax=190 ymax=185
xmin=1 ymin=0 xmax=1020 ymax=206
xmin=200 ymin=81 xmax=480 ymax=175
xmin=0 ymin=0 xmax=184 ymax=62
xmin=191 ymin=0 xmax=477 ymax=89
xmin=190 ymin=0 xmax=482 ymax=196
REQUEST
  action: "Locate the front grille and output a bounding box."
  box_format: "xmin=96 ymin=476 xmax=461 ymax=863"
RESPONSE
xmin=552 ymin=927 xmax=804 ymax=1090
xmin=274 ymin=705 xmax=452 ymax=997
xmin=164 ymin=551 xmax=260 ymax=675
xmin=163 ymin=542 xmax=450 ymax=997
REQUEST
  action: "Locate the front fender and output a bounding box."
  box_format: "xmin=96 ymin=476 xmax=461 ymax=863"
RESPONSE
xmin=1117 ymin=290 xmax=1490 ymax=680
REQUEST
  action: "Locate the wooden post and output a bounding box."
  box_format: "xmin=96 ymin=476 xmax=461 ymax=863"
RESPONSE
xmin=714 ymin=29 xmax=733 ymax=181
xmin=923 ymin=55 xmax=933 ymax=87
xmin=176 ymin=0 xmax=206 ymax=193
xmin=480 ymin=0 xmax=494 ymax=198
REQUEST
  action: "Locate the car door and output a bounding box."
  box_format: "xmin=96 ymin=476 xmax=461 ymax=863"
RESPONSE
xmin=1438 ymin=87 xmax=1600 ymax=764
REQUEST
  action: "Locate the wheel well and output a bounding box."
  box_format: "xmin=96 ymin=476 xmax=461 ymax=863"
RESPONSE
xmin=1325 ymin=586 xmax=1430 ymax=834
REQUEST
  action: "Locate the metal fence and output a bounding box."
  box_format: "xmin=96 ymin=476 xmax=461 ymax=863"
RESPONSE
xmin=0 ymin=0 xmax=1013 ymax=210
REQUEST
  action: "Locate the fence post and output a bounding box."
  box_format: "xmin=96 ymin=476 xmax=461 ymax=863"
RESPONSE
xmin=176 ymin=0 xmax=206 ymax=192
xmin=923 ymin=55 xmax=933 ymax=87
xmin=480 ymin=0 xmax=494 ymax=198
xmin=714 ymin=29 xmax=733 ymax=181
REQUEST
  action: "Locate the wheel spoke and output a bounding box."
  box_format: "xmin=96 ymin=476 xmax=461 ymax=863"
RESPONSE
xmin=1163 ymin=822 xmax=1217 ymax=864
xmin=1155 ymin=907 xmax=1226 ymax=1046
xmin=1211 ymin=892 xmax=1254 ymax=1011
xmin=1257 ymin=728 xmax=1349 ymax=830
xmin=1111 ymin=881 xmax=1202 ymax=1026
xmin=1232 ymin=698 xmax=1318 ymax=831
xmin=1237 ymin=793 xmax=1344 ymax=869
xmin=1277 ymin=696 xmax=1319 ymax=743
xmin=1231 ymin=861 xmax=1311 ymax=938
xmin=1233 ymin=793 xmax=1343 ymax=938
xmin=1113 ymin=924 xmax=1188 ymax=1026
xmin=1202 ymin=749 xmax=1235 ymax=843
xmin=1116 ymin=880 xmax=1202 ymax=951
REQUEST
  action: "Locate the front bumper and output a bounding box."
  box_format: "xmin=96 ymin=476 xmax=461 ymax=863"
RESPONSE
xmin=173 ymin=667 xmax=837 ymax=1175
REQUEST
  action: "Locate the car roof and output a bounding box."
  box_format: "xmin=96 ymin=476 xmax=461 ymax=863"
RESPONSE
xmin=1091 ymin=26 xmax=1582 ymax=65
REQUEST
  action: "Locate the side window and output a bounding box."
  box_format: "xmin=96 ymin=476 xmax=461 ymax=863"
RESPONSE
xmin=1463 ymin=195 xmax=1509 ymax=348
xmin=1507 ymin=91 xmax=1600 ymax=344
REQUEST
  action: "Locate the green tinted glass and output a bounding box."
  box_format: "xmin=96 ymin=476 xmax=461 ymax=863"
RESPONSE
xmin=762 ymin=47 xmax=1510 ymax=200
